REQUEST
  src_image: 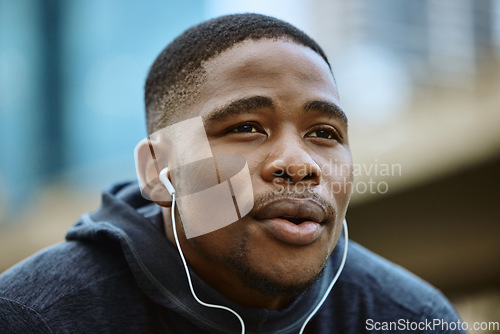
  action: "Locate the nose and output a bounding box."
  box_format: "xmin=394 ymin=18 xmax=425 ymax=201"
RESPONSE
xmin=261 ymin=135 xmax=322 ymax=186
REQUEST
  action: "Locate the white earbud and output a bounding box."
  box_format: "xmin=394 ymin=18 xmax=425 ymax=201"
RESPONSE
xmin=159 ymin=167 xmax=176 ymax=195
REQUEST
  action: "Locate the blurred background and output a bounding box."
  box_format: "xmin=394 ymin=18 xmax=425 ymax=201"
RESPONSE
xmin=1 ymin=0 xmax=499 ymax=331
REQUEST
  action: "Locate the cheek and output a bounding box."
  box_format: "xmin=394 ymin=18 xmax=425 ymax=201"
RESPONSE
xmin=188 ymin=221 xmax=245 ymax=258
xmin=210 ymin=143 xmax=262 ymax=172
xmin=318 ymin=153 xmax=353 ymax=203
xmin=233 ymin=151 xmax=265 ymax=186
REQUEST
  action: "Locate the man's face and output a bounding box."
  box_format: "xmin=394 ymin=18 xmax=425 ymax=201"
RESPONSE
xmin=164 ymin=38 xmax=353 ymax=309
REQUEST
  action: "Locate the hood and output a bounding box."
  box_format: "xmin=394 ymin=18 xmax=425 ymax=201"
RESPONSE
xmin=66 ymin=181 xmax=345 ymax=334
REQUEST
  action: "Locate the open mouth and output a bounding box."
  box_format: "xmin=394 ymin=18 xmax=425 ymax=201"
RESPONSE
xmin=279 ymin=216 xmax=309 ymax=225
xmin=252 ymin=198 xmax=329 ymax=245
xmin=253 ymin=198 xmax=326 ymax=225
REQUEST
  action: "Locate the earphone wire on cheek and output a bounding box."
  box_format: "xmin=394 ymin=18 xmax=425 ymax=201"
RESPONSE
xmin=159 ymin=167 xmax=349 ymax=334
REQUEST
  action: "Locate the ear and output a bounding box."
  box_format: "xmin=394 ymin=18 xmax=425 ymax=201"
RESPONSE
xmin=134 ymin=138 xmax=172 ymax=207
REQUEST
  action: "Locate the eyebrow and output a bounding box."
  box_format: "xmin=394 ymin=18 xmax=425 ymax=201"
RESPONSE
xmin=205 ymin=96 xmax=273 ymax=126
xmin=303 ymin=100 xmax=348 ymax=125
xmin=204 ymin=95 xmax=348 ymax=126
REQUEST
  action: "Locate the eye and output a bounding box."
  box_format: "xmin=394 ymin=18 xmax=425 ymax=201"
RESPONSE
xmin=309 ymin=129 xmax=333 ymax=139
xmin=231 ymin=124 xmax=257 ymax=133
xmin=306 ymin=126 xmax=341 ymax=142
xmin=227 ymin=122 xmax=263 ymax=134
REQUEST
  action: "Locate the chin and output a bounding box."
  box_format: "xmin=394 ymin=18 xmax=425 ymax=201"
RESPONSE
xmin=238 ymin=258 xmax=326 ymax=298
xmin=224 ymin=240 xmax=329 ymax=298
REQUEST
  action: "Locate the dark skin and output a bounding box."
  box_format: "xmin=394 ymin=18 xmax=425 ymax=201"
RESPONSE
xmin=160 ymin=39 xmax=353 ymax=310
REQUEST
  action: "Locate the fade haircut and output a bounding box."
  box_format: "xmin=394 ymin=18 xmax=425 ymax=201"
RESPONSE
xmin=145 ymin=13 xmax=332 ymax=134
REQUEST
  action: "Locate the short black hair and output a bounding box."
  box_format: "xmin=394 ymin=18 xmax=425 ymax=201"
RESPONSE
xmin=145 ymin=13 xmax=332 ymax=134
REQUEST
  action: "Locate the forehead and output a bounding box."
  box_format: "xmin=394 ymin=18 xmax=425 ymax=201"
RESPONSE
xmin=189 ymin=38 xmax=340 ymax=117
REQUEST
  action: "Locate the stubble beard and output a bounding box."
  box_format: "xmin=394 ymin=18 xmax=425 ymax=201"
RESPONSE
xmin=222 ymin=231 xmax=328 ymax=299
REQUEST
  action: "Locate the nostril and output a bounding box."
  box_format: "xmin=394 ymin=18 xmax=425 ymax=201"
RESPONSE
xmin=273 ymin=169 xmax=294 ymax=183
xmin=303 ymin=173 xmax=315 ymax=180
xmin=273 ymin=170 xmax=286 ymax=177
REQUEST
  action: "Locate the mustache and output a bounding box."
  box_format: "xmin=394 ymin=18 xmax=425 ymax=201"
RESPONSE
xmin=249 ymin=188 xmax=336 ymax=221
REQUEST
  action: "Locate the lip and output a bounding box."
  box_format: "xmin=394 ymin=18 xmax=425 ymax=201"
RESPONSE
xmin=254 ymin=199 xmax=327 ymax=246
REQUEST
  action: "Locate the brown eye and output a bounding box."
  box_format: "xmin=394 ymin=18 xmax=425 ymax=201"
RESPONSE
xmin=306 ymin=126 xmax=341 ymax=141
xmin=231 ymin=124 xmax=257 ymax=133
xmin=227 ymin=121 xmax=265 ymax=135
xmin=309 ymin=129 xmax=333 ymax=139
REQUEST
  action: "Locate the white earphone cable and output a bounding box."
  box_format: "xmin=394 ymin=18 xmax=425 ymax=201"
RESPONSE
xmin=171 ymin=193 xmax=246 ymax=334
xmin=298 ymin=219 xmax=349 ymax=334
